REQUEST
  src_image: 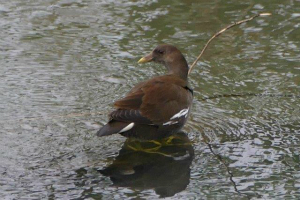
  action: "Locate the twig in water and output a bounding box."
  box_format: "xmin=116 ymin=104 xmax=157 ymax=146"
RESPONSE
xmin=199 ymin=93 xmax=300 ymax=101
xmin=206 ymin=142 xmax=253 ymax=199
xmin=188 ymin=13 xmax=271 ymax=75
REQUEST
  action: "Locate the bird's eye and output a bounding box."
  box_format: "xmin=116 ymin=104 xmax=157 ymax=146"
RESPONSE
xmin=155 ymin=49 xmax=164 ymax=54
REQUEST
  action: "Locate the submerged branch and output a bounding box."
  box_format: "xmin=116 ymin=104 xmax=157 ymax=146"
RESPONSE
xmin=3 ymin=93 xmax=297 ymax=123
xmin=199 ymin=93 xmax=300 ymax=101
xmin=206 ymin=142 xmax=255 ymax=199
xmin=188 ymin=13 xmax=271 ymax=75
xmin=206 ymin=143 xmax=241 ymax=195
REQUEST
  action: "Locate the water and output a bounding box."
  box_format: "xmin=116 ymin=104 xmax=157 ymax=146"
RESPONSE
xmin=0 ymin=0 xmax=299 ymax=199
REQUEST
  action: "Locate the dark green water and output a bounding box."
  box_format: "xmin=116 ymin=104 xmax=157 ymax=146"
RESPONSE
xmin=0 ymin=0 xmax=299 ymax=199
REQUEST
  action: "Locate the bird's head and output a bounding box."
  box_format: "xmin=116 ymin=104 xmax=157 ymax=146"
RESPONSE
xmin=138 ymin=44 xmax=189 ymax=80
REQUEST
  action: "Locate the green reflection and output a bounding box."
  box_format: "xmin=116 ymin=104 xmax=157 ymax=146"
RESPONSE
xmin=99 ymin=132 xmax=194 ymax=198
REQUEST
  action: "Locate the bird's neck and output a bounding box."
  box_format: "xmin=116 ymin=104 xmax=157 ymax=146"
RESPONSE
xmin=165 ymin=57 xmax=189 ymax=81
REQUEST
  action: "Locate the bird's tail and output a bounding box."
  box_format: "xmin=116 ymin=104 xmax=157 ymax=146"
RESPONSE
xmin=97 ymin=121 xmax=131 ymax=137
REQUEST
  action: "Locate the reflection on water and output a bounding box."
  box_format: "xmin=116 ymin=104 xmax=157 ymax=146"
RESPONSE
xmin=99 ymin=132 xmax=194 ymax=198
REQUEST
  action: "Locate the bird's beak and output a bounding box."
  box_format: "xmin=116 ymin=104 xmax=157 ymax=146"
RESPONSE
xmin=138 ymin=53 xmax=153 ymax=63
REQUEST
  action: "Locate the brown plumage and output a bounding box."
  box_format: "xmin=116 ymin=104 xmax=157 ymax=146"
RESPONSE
xmin=97 ymin=44 xmax=193 ymax=139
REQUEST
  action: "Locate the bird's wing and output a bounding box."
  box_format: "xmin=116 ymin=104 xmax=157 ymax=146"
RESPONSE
xmin=140 ymin=81 xmax=192 ymax=124
xmin=113 ymin=77 xmax=192 ymax=125
xmin=112 ymin=81 xmax=152 ymax=124
xmin=109 ymin=109 xmax=153 ymax=125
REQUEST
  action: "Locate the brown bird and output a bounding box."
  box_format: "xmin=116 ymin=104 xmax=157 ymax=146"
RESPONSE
xmin=97 ymin=44 xmax=193 ymax=139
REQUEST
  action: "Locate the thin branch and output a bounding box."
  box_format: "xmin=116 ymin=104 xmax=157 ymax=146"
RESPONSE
xmin=206 ymin=143 xmax=242 ymax=196
xmin=4 ymin=92 xmax=296 ymax=124
xmin=205 ymin=142 xmax=257 ymax=199
xmin=188 ymin=13 xmax=271 ymax=75
xmin=199 ymin=93 xmax=300 ymax=101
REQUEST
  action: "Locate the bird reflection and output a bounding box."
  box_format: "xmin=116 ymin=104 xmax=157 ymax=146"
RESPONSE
xmin=99 ymin=132 xmax=194 ymax=198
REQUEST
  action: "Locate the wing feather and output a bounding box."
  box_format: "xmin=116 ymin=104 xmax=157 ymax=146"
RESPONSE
xmin=111 ymin=75 xmax=193 ymax=125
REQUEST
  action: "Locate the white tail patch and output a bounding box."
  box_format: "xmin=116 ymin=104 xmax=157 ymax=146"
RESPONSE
xmin=118 ymin=122 xmax=134 ymax=133
xmin=170 ymin=108 xmax=189 ymax=120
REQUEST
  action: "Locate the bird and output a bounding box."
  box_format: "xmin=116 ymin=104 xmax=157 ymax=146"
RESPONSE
xmin=97 ymin=44 xmax=193 ymax=140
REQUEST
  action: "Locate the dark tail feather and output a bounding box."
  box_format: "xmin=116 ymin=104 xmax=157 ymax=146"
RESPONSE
xmin=97 ymin=121 xmax=129 ymax=137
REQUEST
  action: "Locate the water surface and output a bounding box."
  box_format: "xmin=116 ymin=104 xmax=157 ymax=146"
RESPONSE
xmin=0 ymin=0 xmax=299 ymax=199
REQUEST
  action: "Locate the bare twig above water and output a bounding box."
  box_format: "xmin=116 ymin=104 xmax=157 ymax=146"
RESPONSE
xmin=188 ymin=13 xmax=271 ymax=75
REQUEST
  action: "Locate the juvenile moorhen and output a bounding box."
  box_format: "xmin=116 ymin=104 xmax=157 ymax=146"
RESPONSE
xmin=97 ymin=44 xmax=193 ymax=139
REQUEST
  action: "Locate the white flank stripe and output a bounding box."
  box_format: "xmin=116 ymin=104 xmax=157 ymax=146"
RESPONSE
xmin=163 ymin=121 xmax=178 ymax=126
xmin=170 ymin=108 xmax=189 ymax=120
xmin=118 ymin=123 xmax=134 ymax=133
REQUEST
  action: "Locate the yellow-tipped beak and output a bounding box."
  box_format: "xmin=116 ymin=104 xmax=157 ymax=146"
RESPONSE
xmin=138 ymin=53 xmax=153 ymax=64
xmin=138 ymin=57 xmax=148 ymax=63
